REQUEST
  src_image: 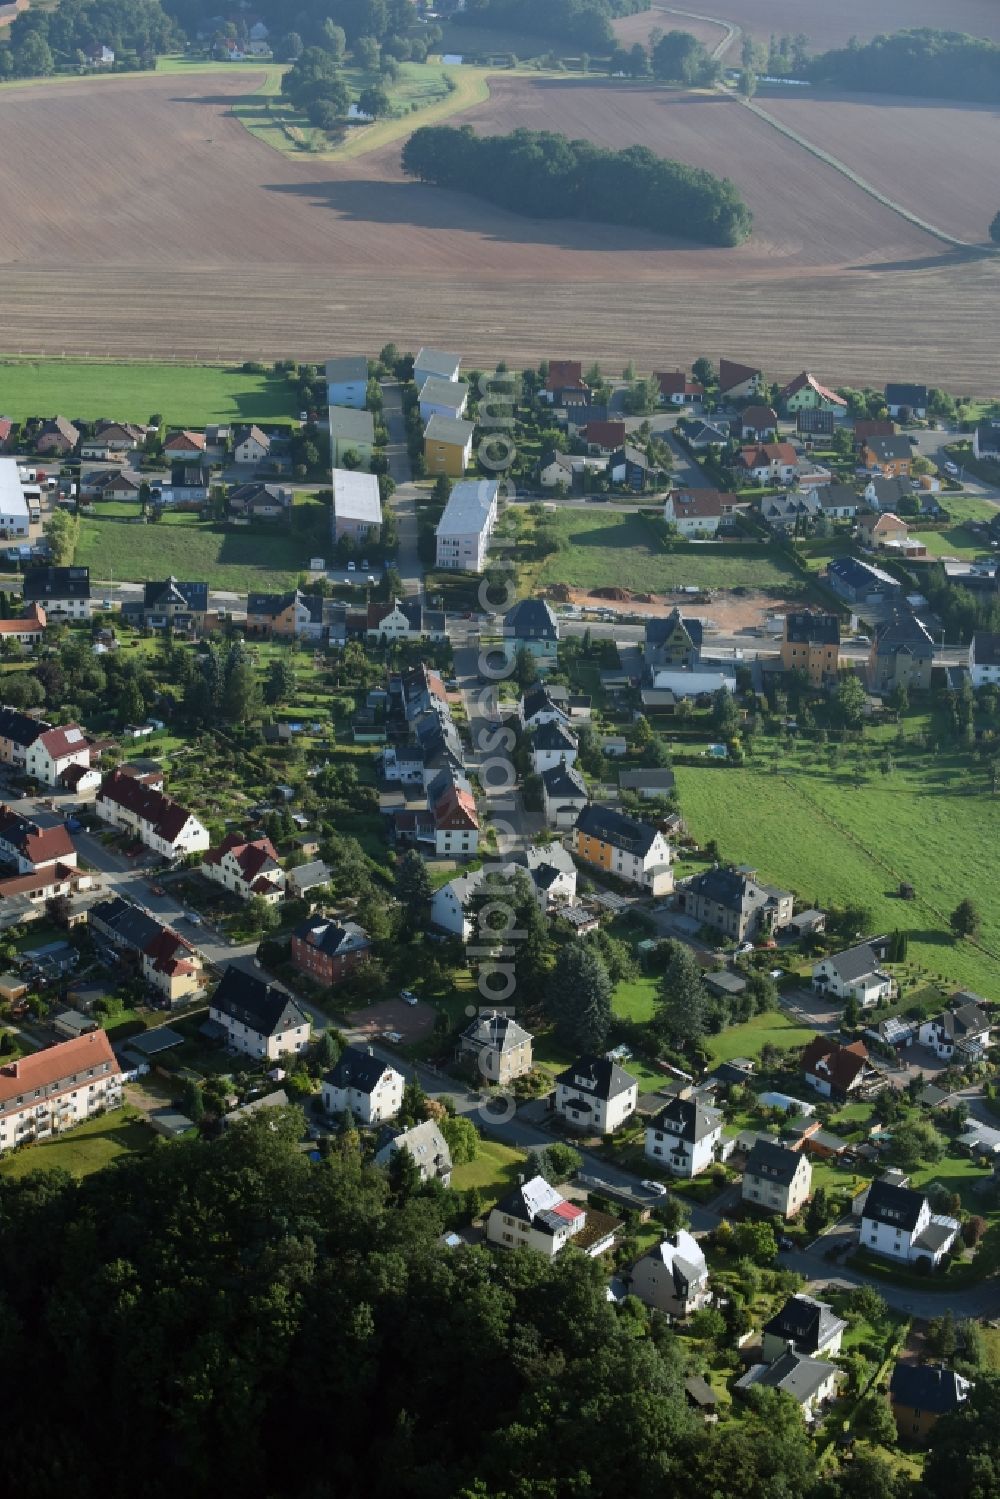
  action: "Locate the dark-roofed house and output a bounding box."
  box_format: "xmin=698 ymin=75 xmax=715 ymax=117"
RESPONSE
xmin=742 ymin=1138 xmax=813 ymax=1219
xmin=969 ymin=631 xmax=1000 ymax=689
xmin=529 ymin=719 xmax=578 ymax=774
xmin=609 ymin=444 xmax=650 ymax=492
xmin=89 ymin=896 xmax=202 ymax=1005
xmin=504 ymin=598 xmax=559 ymax=666
xmin=0 ymin=706 xmax=50 ymax=767
xmin=860 ymin=1177 xmax=959 ymax=1268
xmin=486 ymin=1174 xmax=592 ymax=1259
xmin=868 ymin=612 xmax=934 ymax=693
xmin=736 ymin=1349 xmax=841 ymax=1418
xmin=618 ymin=768 xmax=676 ymax=800
xmin=918 ymin=1002 xmax=991 ymax=1062
xmin=683 ymin=866 xmax=793 ymax=943
xmin=780 ymin=611 xmax=840 ymax=686
xmin=817 ymin=482 xmax=861 ymax=520
xmin=972 ymin=417 xmax=1000 ymax=462
xmin=458 ymin=1009 xmax=533 ymax=1085
xmin=97 ymin=768 xmax=209 ymax=859
xmin=812 ymin=942 xmax=894 ymax=1007
xmin=718 ymin=358 xmax=763 ymax=400
xmin=22 ymin=565 xmax=92 ymax=620
xmin=740 ymin=404 xmax=778 ymax=441
xmin=555 ymin=1053 xmax=638 ymax=1134
xmin=140 ymin=577 xmax=209 ymax=632
xmin=574 ymin=804 xmax=674 ymax=895
xmin=209 ymin=967 xmax=310 ymax=1061
xmin=801 ymin=1037 xmax=879 ymax=1100
xmin=541 ymin=761 xmax=589 ymax=828
xmin=291 ymin=915 xmax=371 ymax=987
xmin=629 ymin=1230 xmax=709 ymax=1318
xmin=645 ymin=609 xmax=703 ymax=673
xmin=889 ymin=1362 xmax=971 ymax=1443
xmin=227 ymin=482 xmax=292 ymax=522
xmin=862 ymin=434 xmax=913 ymax=478
xmin=645 ymin=1093 xmax=723 ymax=1177
xmin=322 ymin=1044 xmax=404 ymax=1125
xmin=763 ymin=1294 xmax=846 ymax=1361
xmin=519 ymin=681 xmax=570 ymax=729
xmin=826 ymin=555 xmax=901 ymax=606
xmin=884 ymin=383 xmax=928 ymax=419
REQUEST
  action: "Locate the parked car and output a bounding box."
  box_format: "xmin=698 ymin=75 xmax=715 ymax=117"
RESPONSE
xmin=347 ymin=560 xmax=356 ymax=572
xmin=400 ymin=989 xmax=419 ymax=1006
xmin=640 ymin=1179 xmax=668 ymax=1197
xmin=184 ymin=911 xmax=203 ymax=926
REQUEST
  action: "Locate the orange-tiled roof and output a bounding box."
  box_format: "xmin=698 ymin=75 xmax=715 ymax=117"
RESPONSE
xmin=0 ymin=1029 xmax=118 ymax=1105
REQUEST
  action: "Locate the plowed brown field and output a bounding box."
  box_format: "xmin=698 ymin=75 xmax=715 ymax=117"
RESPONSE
xmin=0 ymin=70 xmax=998 ymax=390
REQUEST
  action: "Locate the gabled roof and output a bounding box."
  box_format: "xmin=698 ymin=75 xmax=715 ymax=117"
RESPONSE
xmin=686 ymin=866 xmax=790 ymax=914
xmin=865 ymin=435 xmax=913 ymax=462
xmin=718 ymin=358 xmax=761 ymax=393
xmin=415 ymin=347 xmax=461 ymax=380
xmin=143 ymin=577 xmax=209 ymax=613
xmin=424 ymin=413 xmax=474 ymax=447
xmin=928 ymin=1002 xmax=990 ymax=1040
xmin=656 ymin=370 xmax=704 ymax=397
xmin=212 ymin=967 xmax=307 ymax=1038
xmin=0 ymin=803 xmax=74 ymax=865
xmin=646 ymin=608 xmax=703 ymax=650
xmin=163 ymin=429 xmax=206 ymax=452
xmin=972 ymin=631 xmax=1000 ymax=667
xmin=493 ymin=1174 xmax=583 ymax=1233
xmin=98 ymin=769 xmax=200 ymax=845
xmin=818 ymin=941 xmax=885 ymax=983
xmin=764 ymin=1294 xmax=845 ymax=1354
xmin=778 ymin=371 xmax=846 ymax=407
xmin=38 ymin=415 xmax=80 ymax=446
xmin=204 ymin=832 xmax=280 ymax=882
xmin=872 ymin=612 xmax=935 ymax=660
xmin=739 ymin=441 xmax=798 ymax=468
xmin=827 ymin=555 xmax=900 ymax=592
xmin=884 ymin=383 xmax=928 ymax=406
xmin=0 ymin=1029 xmax=117 ymax=1107
xmin=666 ymin=488 xmax=724 ymax=519
xmin=854 ymin=419 xmax=897 ymax=441
xmin=801 ymin=1036 xmax=872 ymax=1093
xmin=737 ymin=1349 xmax=839 ymax=1405
xmin=745 ymin=1137 xmax=805 ymax=1186
xmin=531 ymin=719 xmax=577 ymax=752
xmin=546 ymin=360 xmax=586 ymax=391
xmin=540 ymin=761 xmax=588 ymax=801
xmin=89 ymin=895 xmax=166 ymax=953
xmin=0 ymin=706 xmax=50 ymax=749
xmin=862 ymin=1177 xmax=927 ymax=1232
xmin=521 ymin=681 xmax=567 ymax=721
xmin=741 ymin=404 xmax=778 ymax=429
xmin=505 ymin=597 xmax=558 ymax=641
xmin=325 ymin=355 xmax=369 ymax=385
xmin=582 ymin=420 xmax=626 ymax=447
xmin=653 ymin=1093 xmax=722 ymax=1144
xmin=23 ymin=566 xmax=91 ymax=602
xmin=817 ymin=483 xmax=860 ymax=510
xmin=556 ymin=1053 xmax=637 ymax=1101
xmin=889 ymin=1362 xmax=970 ymax=1413
xmin=326 ymin=1043 xmax=400 ymax=1096
xmin=575 ymin=803 xmax=662 ymax=859
xmin=640 ymin=1229 xmax=706 ymax=1294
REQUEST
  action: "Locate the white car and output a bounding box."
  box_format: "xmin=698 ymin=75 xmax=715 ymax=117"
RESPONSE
xmin=382 ymin=1030 xmax=403 ymax=1044
xmin=640 ymin=1179 xmax=668 ymax=1197
xmin=400 ymin=989 xmax=419 ymax=1006
xmin=347 ymin=560 xmax=356 ymax=572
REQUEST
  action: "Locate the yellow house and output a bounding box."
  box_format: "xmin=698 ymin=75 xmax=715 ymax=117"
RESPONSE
xmin=780 ymin=611 xmax=840 ymax=686
xmin=424 ymin=413 xmax=474 ymax=477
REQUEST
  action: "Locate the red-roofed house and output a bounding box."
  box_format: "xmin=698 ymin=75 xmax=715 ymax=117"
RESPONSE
xmin=0 ymin=860 xmax=94 ymax=908
xmin=0 ymin=419 xmax=14 ymax=451
xmin=201 ymin=832 xmax=285 ymax=904
xmin=801 ymin=1037 xmax=878 ymax=1100
xmin=142 ymin=926 xmax=203 ymax=1004
xmin=543 ymin=360 xmax=590 ymax=407
xmin=740 ymin=405 xmax=778 ymax=441
xmin=778 ymin=372 xmax=847 ymax=416
xmin=656 ymin=371 xmax=704 ymax=406
xmin=663 ymin=489 xmax=725 ymax=537
xmin=736 ymin=442 xmax=799 ymax=484
xmin=162 ymin=430 xmax=208 ymax=464
xmin=433 ymin=784 xmax=479 ymax=856
xmin=97 ymin=768 xmax=209 ymax=859
xmin=582 ymin=420 xmax=627 ymax=454
xmin=853 ymin=419 xmax=896 ymax=451
xmin=0 ymin=1030 xmax=121 ymax=1151
xmin=24 ymin=723 xmax=91 ymax=787
xmin=718 ymin=359 xmax=763 ymax=400
xmin=0 ymin=603 xmax=47 ymax=648
xmin=0 ymin=803 xmax=77 ymax=874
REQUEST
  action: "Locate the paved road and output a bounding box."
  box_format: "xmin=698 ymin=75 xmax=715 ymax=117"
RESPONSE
xmin=381 ymin=378 xmax=421 ymax=593
xmin=455 ymin=640 xmax=540 ymax=857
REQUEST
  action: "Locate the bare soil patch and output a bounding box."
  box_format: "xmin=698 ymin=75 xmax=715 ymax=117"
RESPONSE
xmin=564 ymin=585 xmax=798 ymax=630
xmin=346 ymin=997 xmax=437 ymax=1045
xmin=611 ymin=9 xmax=727 ymax=51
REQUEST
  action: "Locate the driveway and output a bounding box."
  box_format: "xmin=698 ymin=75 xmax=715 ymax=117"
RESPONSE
xmin=380 ymin=378 xmax=422 ymax=592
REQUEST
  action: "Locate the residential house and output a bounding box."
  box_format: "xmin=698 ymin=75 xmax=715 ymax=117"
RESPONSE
xmin=434 ymin=478 xmax=498 ymax=572
xmin=736 ymin=1351 xmax=841 ymax=1418
xmin=326 ymin=354 xmax=369 ymax=409
xmin=22 ymin=565 xmax=91 ymax=620
xmin=538 ymin=449 xmax=582 ymax=489
xmin=332 ymin=467 xmax=381 ymax=544
xmin=656 ymin=370 xmax=703 ymax=406
xmin=138 ymin=577 xmax=209 ymax=633
xmin=826 ymin=555 xmax=902 ymax=606
xmin=618 ymin=768 xmax=676 ymax=800
xmin=969 ymin=631 xmax=1000 ymax=688
xmin=504 ymin=598 xmax=559 ymax=666
xmin=430 ymin=868 xmax=486 ymax=940
xmin=645 ymin=1093 xmax=723 ymax=1177
xmin=24 ymin=724 xmax=91 ymax=787
xmin=609 ymin=445 xmax=650 ymax=492
xmin=414 ymin=347 xmax=461 ymax=389
xmin=367 ymin=597 xmax=446 ymax=642
xmin=291 ymin=915 xmax=371 ymax=986
xmin=529 ymin=719 xmax=578 ymax=774
xmin=0 ymin=603 xmax=47 ymax=649
xmin=486 ymin=1175 xmax=588 ymax=1258
xmin=854 ymin=419 xmax=897 ymax=450
xmin=972 ymin=418 xmax=1000 ymax=462
xmin=718 ymin=358 xmax=763 ymax=401
xmin=209 ymin=967 xmax=310 ymax=1060
xmin=629 ymin=1230 xmax=710 ymax=1318
xmin=796 ymin=409 xmax=835 ymax=439
xmin=541 ymin=761 xmax=589 ymax=828
xmin=682 ymin=419 xmax=730 ymax=450
xmin=87 ymin=43 xmax=115 ymax=65
xmin=918 ymin=1001 xmax=991 ymax=1062
xmin=0 ymin=459 xmax=30 ymax=538
xmin=762 ymin=1294 xmax=846 ymax=1362
xmin=0 ymin=803 xmax=76 ymax=874
xmin=430 ymin=774 xmax=479 ymax=856
xmin=418 ymin=376 xmax=469 ymax=424
xmin=523 ymin=841 xmax=577 ymax=914
xmin=89 ymin=896 xmax=203 ymax=1006
xmin=860 ymin=1177 xmax=959 ymax=1268
xmin=201 ymin=833 xmax=285 ymax=903
xmin=801 ymin=1037 xmax=879 ymax=1099
xmin=35 ymin=416 xmax=80 ymax=456
xmin=162 ymin=430 xmax=207 ymax=465
xmin=424 ymin=413 xmax=475 ymax=477
xmin=683 ymin=867 xmax=793 ymax=943
xmin=889 ymin=1363 xmax=971 ymax=1443
xmin=0 ymin=1030 xmax=121 ymax=1153
xmin=741 ymin=1139 xmax=813 ymax=1219
xmin=580 ymin=420 xmax=626 ymax=456
xmin=663 ymin=488 xmax=725 ymax=537
xmin=736 ymin=441 xmax=798 ymax=485
xmin=778 ymin=372 xmax=846 ymax=415
xmin=884 ymin=383 xmax=928 ymax=419
xmin=519 ymin=681 xmax=571 ymax=729
xmin=233 ymin=425 xmax=271 ymax=466
xmin=96 ymin=768 xmax=209 ymax=859
xmin=781 ymin=611 xmax=840 ymax=686
xmin=0 ymin=707 xmax=50 ymax=768
xmin=864 ymin=475 xmax=916 ymax=513
xmin=227 ymin=482 xmax=293 ymax=522
xmin=78 ymin=423 xmax=144 ymax=461
xmin=812 ymin=942 xmax=894 ymax=1007
xmin=328 ymin=406 xmax=375 ymax=466
xmin=645 ymin=610 xmax=703 ymax=673
xmin=458 ymin=1009 xmax=533 ymax=1085
xmin=761 ymin=493 xmax=821 ymax=532
xmin=817 ymin=483 xmax=860 ymax=521
xmin=868 ymin=612 xmax=935 ymax=693
xmin=574 ymin=804 xmax=674 ymax=896
xmin=279 ymin=860 xmax=330 ymax=898
xmin=245 ymin=589 xmax=341 ymax=641
xmin=375 ymin=1119 xmax=453 ymax=1185
xmin=740 ymin=404 xmax=778 ymax=441
xmin=543 ymin=360 xmax=590 ymax=407
xmin=555 ymin=1054 xmax=638 ymax=1134
xmin=322 ymin=1045 xmax=404 ymax=1125
xmin=862 ymin=435 xmax=913 ymax=478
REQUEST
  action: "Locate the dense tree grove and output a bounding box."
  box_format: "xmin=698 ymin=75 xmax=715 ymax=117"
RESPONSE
xmin=4 ymin=0 xmax=179 ymax=73
xmin=458 ymin=0 xmax=641 ymax=52
xmin=401 ymin=125 xmax=752 ymax=246
xmin=808 ymin=28 xmax=1000 ymax=103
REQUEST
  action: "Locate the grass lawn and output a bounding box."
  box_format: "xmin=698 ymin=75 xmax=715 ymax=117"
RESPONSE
xmin=673 ymin=759 xmax=999 ymax=996
xmin=612 ymin=975 xmax=658 ymax=1023
xmin=523 ymin=510 xmax=804 ymax=596
xmin=76 ymin=509 xmax=310 ymax=590
xmin=941 ymin=495 xmax=1000 ymax=523
xmin=451 ymin=1137 xmax=526 ymax=1196
xmin=0 ymin=1108 xmax=152 ymax=1180
xmin=702 ymin=1010 xmax=818 ymax=1066
xmin=911 ymin=526 xmax=988 ymax=559
xmin=0 ymin=358 xmax=293 ymax=427
xmin=910 ymin=1152 xmax=993 ymax=1214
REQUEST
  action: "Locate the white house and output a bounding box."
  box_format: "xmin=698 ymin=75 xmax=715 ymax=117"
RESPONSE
xmin=486 ymin=1174 xmax=588 ymax=1259
xmin=323 ymin=1045 xmax=404 ymax=1125
xmin=812 ymin=943 xmax=894 ymax=1006
xmin=375 ymin=1119 xmax=452 ymax=1184
xmin=96 ymin=769 xmax=209 ymax=860
xmin=233 ymin=425 xmax=270 ymax=465
xmin=332 ymin=467 xmax=381 ymax=544
xmin=741 ymin=1138 xmax=813 ymax=1219
xmin=918 ymin=1000 xmax=991 ymax=1062
xmin=645 ymin=1094 xmax=722 ymax=1178
xmin=762 ymin=1294 xmax=846 ymax=1362
xmin=201 ymin=833 xmax=285 ymax=904
xmin=430 ymin=869 xmax=484 ymax=941
xmin=0 ymin=458 xmax=29 ymax=537
xmin=574 ymin=804 xmax=674 ymax=896
xmin=663 ymin=489 xmax=724 ymax=537
xmin=209 ymin=968 xmax=310 ymax=1061
xmin=628 ymin=1231 xmax=710 ymax=1319
xmin=24 ymin=724 xmax=91 ymax=787
xmin=541 ymin=762 xmax=589 ymax=828
xmin=22 ymin=565 xmax=92 ymax=620
xmin=736 ymin=1351 xmax=841 ymax=1419
xmin=414 ymin=347 xmax=461 ymax=388
xmin=0 ymin=803 xmax=77 ymax=874
xmin=529 ymin=719 xmax=578 ymax=774
xmin=555 ymin=1054 xmax=638 ymax=1134
xmin=972 ymin=418 xmax=1000 ymax=461
xmin=969 ymin=632 xmax=1000 ymax=688
xmin=523 ymin=842 xmax=577 ymax=913
xmin=326 ymin=355 xmax=369 ymax=410
xmin=434 ymin=478 xmax=499 ymax=573
xmin=859 ymin=1177 xmax=959 ymax=1268
xmin=0 ymin=1030 xmax=121 ymax=1153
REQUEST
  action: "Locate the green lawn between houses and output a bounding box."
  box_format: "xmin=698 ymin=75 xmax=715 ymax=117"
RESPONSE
xmin=75 ymin=508 xmax=312 ymax=591
xmin=673 ymin=761 xmax=999 ymax=996
xmin=0 ymin=358 xmax=294 ymax=427
xmin=0 ymin=1108 xmax=152 ymax=1180
xmin=450 ymin=1137 xmax=527 ymax=1196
